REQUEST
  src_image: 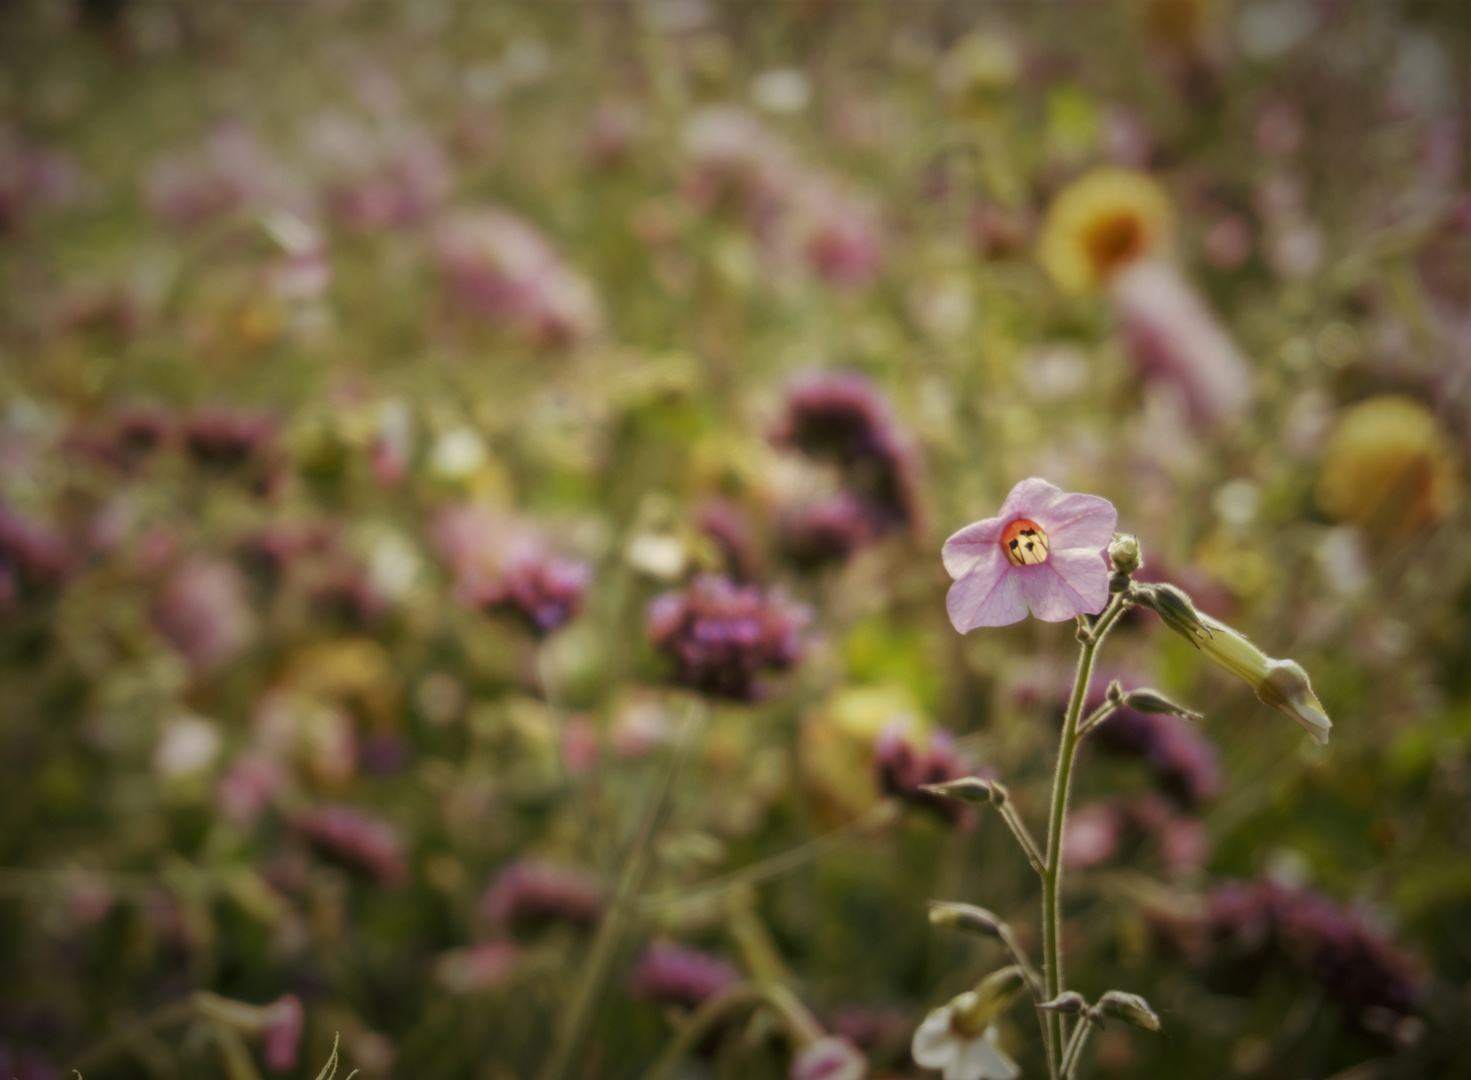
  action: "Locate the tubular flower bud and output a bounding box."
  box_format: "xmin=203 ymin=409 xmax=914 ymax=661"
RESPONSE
xmin=1123 ymin=688 xmax=1204 ymax=722
xmin=1256 ymin=660 xmax=1332 ymax=746
xmin=921 ymin=776 xmax=1000 ymax=805
xmin=1037 ymin=992 xmax=1088 ymax=1015
xmin=1095 ymin=991 xmax=1161 ymax=1032
xmin=928 ymin=902 xmax=1007 ymax=940
xmin=1141 ymin=587 xmax=1332 ymax=745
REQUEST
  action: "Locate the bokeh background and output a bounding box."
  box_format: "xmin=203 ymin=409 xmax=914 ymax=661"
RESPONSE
xmin=1 ymin=1 xmax=1469 ymax=1078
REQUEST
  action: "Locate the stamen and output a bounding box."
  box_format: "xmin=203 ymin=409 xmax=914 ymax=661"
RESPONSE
xmin=1000 ymin=519 xmax=1049 ymax=567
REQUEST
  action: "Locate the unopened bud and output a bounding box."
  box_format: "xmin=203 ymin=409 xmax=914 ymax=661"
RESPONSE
xmin=1105 ymin=679 xmax=1124 ymax=704
xmin=1108 ymin=534 xmax=1142 ymax=576
xmin=1096 ymin=990 xmax=1161 ymax=1032
xmin=1137 ymin=583 xmax=1211 ymax=643
xmin=953 ymin=966 xmax=1026 ymax=1033
xmin=923 ymin=776 xmax=1005 ymax=806
xmin=1123 ymin=688 xmax=1204 ymax=722
xmin=1256 ymin=659 xmax=1332 ymax=745
xmin=1037 ymin=991 xmax=1088 ymax=1015
xmin=928 ymin=901 xmax=1007 ymax=940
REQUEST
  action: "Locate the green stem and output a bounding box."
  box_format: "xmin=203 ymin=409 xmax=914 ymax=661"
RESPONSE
xmin=537 ymin=698 xmax=706 ymax=1080
xmin=1059 ymin=1018 xmax=1097 ymax=1079
xmin=637 ymin=983 xmax=769 ymax=1080
xmin=1041 ymin=593 xmax=1129 ymax=1080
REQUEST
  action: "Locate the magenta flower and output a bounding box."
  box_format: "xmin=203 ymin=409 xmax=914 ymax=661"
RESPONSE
xmin=942 ymin=478 xmax=1117 ymax=630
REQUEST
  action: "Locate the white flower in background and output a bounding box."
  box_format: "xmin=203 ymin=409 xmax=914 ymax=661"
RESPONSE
xmin=431 ymin=427 xmax=487 ymax=479
xmin=153 ymin=715 xmax=222 ymax=778
xmin=912 ymin=994 xmax=1019 ymax=1080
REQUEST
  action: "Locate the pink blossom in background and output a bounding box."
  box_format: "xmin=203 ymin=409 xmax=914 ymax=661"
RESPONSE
xmin=1109 ymin=259 xmax=1253 ymax=427
xmin=481 ymin=859 xmax=604 ymax=933
xmin=0 ymin=123 xmax=82 ymax=231
xmin=627 ymin=941 xmax=741 ymax=1009
xmin=152 ymin=558 xmax=255 ymax=671
xmin=217 ymin=752 xmax=289 ymax=826
xmin=790 ymin=1036 xmax=867 ymax=1080
xmin=943 ymin=478 xmax=1117 ymax=631
xmin=262 ymin=994 xmax=304 ymax=1071
xmin=800 ymin=182 xmax=883 ymax=289
xmin=1064 ymin=802 xmax=1124 ymax=869
xmin=290 ymin=805 xmax=407 ymax=888
xmin=436 ymin=941 xmax=523 ymax=993
xmin=142 ymin=122 xmax=290 ymax=229
xmin=304 ymin=112 xmax=451 ymax=229
xmin=874 ymin=722 xmax=980 ymax=826
xmin=432 ymin=207 xmax=603 ymax=344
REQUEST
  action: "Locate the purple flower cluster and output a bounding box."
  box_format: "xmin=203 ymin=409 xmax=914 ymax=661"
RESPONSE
xmin=626 ymin=941 xmax=741 ymax=1010
xmin=466 ymin=548 xmax=593 ymax=636
xmin=1199 ymin=879 xmax=1422 ymax=1020
xmin=289 ymin=805 xmax=408 ymax=889
xmin=770 ymin=372 xmax=920 ymax=567
xmin=480 ymin=859 xmax=605 ymax=934
xmin=1092 ymin=701 xmax=1221 ymax=808
xmin=0 ymin=501 xmax=72 ymax=606
xmin=873 ymin=724 xmax=976 ymax=826
xmin=696 ymin=498 xmax=762 ymax=582
xmin=646 ymin=574 xmax=809 ymax=700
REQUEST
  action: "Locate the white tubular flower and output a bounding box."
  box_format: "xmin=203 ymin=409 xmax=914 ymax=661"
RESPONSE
xmin=911 ymin=993 xmax=1020 ymax=1080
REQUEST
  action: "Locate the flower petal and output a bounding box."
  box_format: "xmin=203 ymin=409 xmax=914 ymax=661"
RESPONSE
xmin=1016 ymin=555 xmax=1104 ymax=622
xmin=941 ymin=516 xmax=1007 ymax=579
xmin=1040 ymin=547 xmax=1112 ymax=617
xmin=958 ymin=1029 xmax=1020 ymax=1080
xmin=1038 ymin=493 xmax=1117 ymax=554
xmin=912 ymin=1008 xmax=958 ymax=1068
xmin=947 ymin=548 xmax=1027 ymax=631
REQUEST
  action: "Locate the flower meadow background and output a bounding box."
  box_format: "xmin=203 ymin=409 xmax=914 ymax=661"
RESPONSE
xmin=1 ymin=1 xmax=1469 ymax=1078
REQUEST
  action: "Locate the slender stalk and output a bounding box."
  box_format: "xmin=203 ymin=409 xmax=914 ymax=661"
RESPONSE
xmin=995 ymin=800 xmax=1047 ymax=876
xmin=1076 ymin=700 xmax=1118 ymax=738
xmin=1059 ymin=1018 xmax=1097 ymax=1079
xmin=537 ymin=699 xmax=706 ymax=1080
xmin=637 ymin=983 xmax=768 ymax=1080
xmin=70 ymin=1000 xmax=196 ymax=1076
xmin=1040 ymin=593 xmax=1129 ymax=1080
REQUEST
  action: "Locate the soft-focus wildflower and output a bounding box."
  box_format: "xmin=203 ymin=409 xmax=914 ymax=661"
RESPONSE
xmin=1038 ymin=168 xmax=1173 ymax=293
xmin=433 ymin=207 xmax=603 ymax=344
xmin=943 ymin=478 xmax=1117 ymax=631
xmin=1315 ymin=395 xmax=1460 ymax=537
xmin=1110 ymin=258 xmax=1253 ymax=426
xmin=779 ymin=493 xmax=879 ymax=569
xmin=68 ymin=403 xmax=175 ymax=472
xmin=827 ymin=1006 xmax=909 ymax=1051
xmin=1199 ymin=880 xmax=1422 ymax=1018
xmin=481 ymin=859 xmax=604 ymax=933
xmin=0 ymin=123 xmax=80 ymax=231
xmin=801 ymin=186 xmax=883 ymax=289
xmin=152 ymin=558 xmax=256 ymax=672
xmin=262 ymin=994 xmax=304 ymax=1072
xmin=309 ymin=116 xmax=451 ymax=229
xmin=1091 ymin=697 xmax=1220 ymax=807
xmin=771 ymin=372 xmax=920 ymax=533
xmin=0 ymin=500 xmax=73 ymax=598
xmin=874 ymin=722 xmax=976 ymax=826
xmin=911 ymin=998 xmax=1019 ymax=1080
xmin=217 ymin=752 xmax=289 ymax=825
xmin=290 ymin=805 xmax=408 ymax=888
xmin=646 ymin=573 xmax=810 ymax=700
xmin=1064 ymin=801 xmax=1124 ymax=868
xmin=152 ymin=715 xmax=223 ymax=778
xmin=790 ymin=1035 xmax=867 ymax=1080
xmin=142 ymin=123 xmax=285 ymax=228
xmin=696 ymin=498 xmax=762 ymax=581
xmin=182 ymin=407 xmax=278 ymax=469
xmin=436 ymin=942 xmax=522 ymax=994
xmin=627 ymin=941 xmax=741 ymax=1009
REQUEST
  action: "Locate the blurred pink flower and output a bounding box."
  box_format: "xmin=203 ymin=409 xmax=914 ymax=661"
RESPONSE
xmin=290 ymin=805 xmax=407 ymax=889
xmin=1063 ymin=802 xmax=1123 ymax=869
xmin=874 ymin=722 xmax=978 ymax=826
xmin=262 ymin=994 xmax=304 ymax=1072
xmin=152 ymin=558 xmax=255 ymax=672
xmin=802 ymin=184 xmax=883 ymax=289
xmin=217 ymin=752 xmax=289 ymax=825
xmin=791 ymin=1036 xmax=867 ymax=1080
xmin=942 ymin=478 xmax=1116 ymax=631
xmin=481 ymin=859 xmax=604 ymax=933
xmin=627 ymin=941 xmax=741 ymax=1009
xmin=436 ymin=942 xmax=522 ymax=993
xmin=1110 ymin=259 xmax=1253 ymax=427
xmin=432 ymin=207 xmax=603 ymax=344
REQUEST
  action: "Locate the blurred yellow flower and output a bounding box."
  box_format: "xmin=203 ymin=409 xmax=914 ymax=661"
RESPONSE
xmin=1316 ymin=396 xmax=1460 ymax=536
xmin=799 ymin=684 xmax=928 ymax=826
xmin=1038 ymin=168 xmax=1173 ymax=293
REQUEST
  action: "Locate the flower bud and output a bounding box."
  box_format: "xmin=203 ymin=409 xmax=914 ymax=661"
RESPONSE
xmin=1136 ymin=583 xmax=1210 ymax=642
xmin=1108 ymin=533 xmax=1142 ymax=575
xmin=921 ymin=776 xmax=1003 ymax=805
xmin=928 ymin=901 xmax=1007 ymax=940
xmin=1256 ymin=660 xmax=1332 ymax=745
xmin=1096 ymin=991 xmax=1161 ymax=1032
xmin=1122 ymin=688 xmax=1204 ymax=722
xmin=952 ymin=967 xmax=1027 ymax=1035
xmin=1037 ymin=991 xmax=1088 ymax=1015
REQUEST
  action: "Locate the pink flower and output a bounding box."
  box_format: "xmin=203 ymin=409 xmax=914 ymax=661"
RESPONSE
xmin=262 ymin=995 xmax=304 ymax=1072
xmin=942 ymin=479 xmax=1117 ymax=631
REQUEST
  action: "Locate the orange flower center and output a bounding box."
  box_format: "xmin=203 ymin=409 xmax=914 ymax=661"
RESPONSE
xmin=1082 ymin=211 xmax=1146 ymax=280
xmin=1001 ymin=519 xmax=1049 ymax=566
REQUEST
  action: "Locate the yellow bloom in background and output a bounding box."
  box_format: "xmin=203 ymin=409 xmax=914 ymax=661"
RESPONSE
xmin=799 ymin=684 xmax=928 ymax=826
xmin=1038 ymin=168 xmax=1174 ymax=293
xmin=1316 ymin=395 xmax=1460 ymax=537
